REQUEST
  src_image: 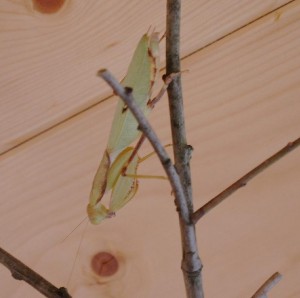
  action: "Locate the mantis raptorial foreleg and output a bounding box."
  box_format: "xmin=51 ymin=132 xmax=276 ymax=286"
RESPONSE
xmin=148 ymin=72 xmax=181 ymax=108
xmin=121 ymin=72 xmax=180 ymax=174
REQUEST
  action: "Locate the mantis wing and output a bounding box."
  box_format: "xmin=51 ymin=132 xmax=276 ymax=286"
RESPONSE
xmin=88 ymin=32 xmax=160 ymax=224
xmin=107 ymin=32 xmax=160 ymax=154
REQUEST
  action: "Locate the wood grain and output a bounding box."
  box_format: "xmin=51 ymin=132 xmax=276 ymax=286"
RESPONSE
xmin=0 ymin=1 xmax=299 ymax=297
xmin=0 ymin=0 xmax=289 ymax=154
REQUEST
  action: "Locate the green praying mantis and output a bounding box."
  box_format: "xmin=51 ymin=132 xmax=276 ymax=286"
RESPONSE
xmin=87 ymin=31 xmax=173 ymax=224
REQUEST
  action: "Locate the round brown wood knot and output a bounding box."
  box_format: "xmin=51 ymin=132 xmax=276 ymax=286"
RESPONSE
xmin=32 ymin=0 xmax=66 ymax=14
xmin=91 ymin=252 xmax=119 ymax=277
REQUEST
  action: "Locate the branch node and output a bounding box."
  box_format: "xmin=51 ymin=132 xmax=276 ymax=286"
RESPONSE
xmin=184 ymin=144 xmax=193 ymax=163
xmin=162 ymin=158 xmax=172 ymax=167
xmin=181 ymin=259 xmax=203 ymax=277
xmin=12 ymin=272 xmax=22 ymax=280
xmin=58 ymin=287 xmax=72 ymax=298
xmin=124 ymin=86 xmax=133 ymax=94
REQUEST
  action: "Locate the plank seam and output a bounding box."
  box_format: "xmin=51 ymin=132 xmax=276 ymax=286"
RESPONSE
xmin=0 ymin=0 xmax=296 ymax=157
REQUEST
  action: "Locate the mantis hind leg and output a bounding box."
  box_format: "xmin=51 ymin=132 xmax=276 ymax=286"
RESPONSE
xmin=123 ymin=143 xmax=172 ymax=180
xmin=139 ymin=143 xmax=172 ymax=163
xmin=125 ymin=173 xmax=168 ymax=180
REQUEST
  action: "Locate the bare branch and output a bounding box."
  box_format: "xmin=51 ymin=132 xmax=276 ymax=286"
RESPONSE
xmin=251 ymin=272 xmax=282 ymax=298
xmin=0 ymin=247 xmax=71 ymax=298
xmin=192 ymin=137 xmax=300 ymax=223
xmin=98 ymin=69 xmax=190 ymax=224
xmin=166 ymin=0 xmax=193 ymax=205
xmin=166 ymin=0 xmax=204 ymax=297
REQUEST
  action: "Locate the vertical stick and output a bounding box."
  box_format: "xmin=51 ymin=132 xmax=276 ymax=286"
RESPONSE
xmin=166 ymin=1 xmax=204 ymax=297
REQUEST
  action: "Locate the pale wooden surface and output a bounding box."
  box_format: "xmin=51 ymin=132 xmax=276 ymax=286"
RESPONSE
xmin=1 ymin=0 xmax=300 ymax=297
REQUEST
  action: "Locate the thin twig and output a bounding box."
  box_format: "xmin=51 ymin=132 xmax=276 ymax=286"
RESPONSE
xmin=0 ymin=247 xmax=71 ymax=298
xmin=166 ymin=0 xmax=204 ymax=297
xmin=251 ymin=272 xmax=282 ymax=298
xmin=192 ymin=137 xmax=300 ymax=223
xmin=98 ymin=69 xmax=190 ymax=224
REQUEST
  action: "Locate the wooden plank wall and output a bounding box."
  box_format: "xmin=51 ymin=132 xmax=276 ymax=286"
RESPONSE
xmin=0 ymin=1 xmax=299 ymax=297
